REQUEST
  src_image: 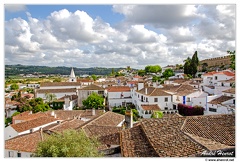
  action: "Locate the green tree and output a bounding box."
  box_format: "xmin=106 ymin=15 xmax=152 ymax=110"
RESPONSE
xmin=152 ymin=76 xmax=160 ymax=82
xmin=145 ymin=65 xmax=162 ymax=74
xmin=201 ymin=63 xmax=208 ymax=72
xmin=34 ymin=129 xmax=103 ymax=157
xmin=184 ymin=57 xmax=192 ymax=75
xmin=190 ymin=51 xmax=199 ymax=78
xmin=10 ymin=83 xmax=19 ymax=90
xmin=227 ymin=50 xmax=235 ymax=70
xmin=162 ymin=68 xmax=174 ymax=79
xmin=53 ymin=78 xmax=62 ymax=82
xmin=137 ymin=69 xmax=145 ymax=77
xmin=151 ymin=111 xmax=163 ymax=118
xmin=91 ymin=74 xmax=97 ymax=81
xmin=82 ymin=92 xmax=104 ymax=109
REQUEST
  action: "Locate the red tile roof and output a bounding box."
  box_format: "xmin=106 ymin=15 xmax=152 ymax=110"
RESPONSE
xmin=222 ymin=88 xmax=235 ymax=94
xmin=36 ymin=88 xmax=77 ymax=94
xmin=5 ymin=130 xmax=46 ymax=152
xmin=208 ymin=96 xmax=234 ymax=105
xmin=12 ymin=111 xmax=48 ymax=124
xmin=11 ymin=116 xmax=59 ymax=133
xmin=121 ymin=114 xmax=235 ymax=157
xmin=141 ymin=104 xmax=160 ymax=111
xmin=107 ymin=86 xmax=131 ymax=92
xmin=203 ymin=71 xmax=235 ymax=77
xmin=40 ymin=82 xmax=81 ymax=87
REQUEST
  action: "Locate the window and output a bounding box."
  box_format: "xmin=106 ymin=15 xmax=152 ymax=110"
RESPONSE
xmin=8 ymin=151 xmax=13 ymax=157
xmin=173 ymin=105 xmax=177 ymax=110
xmin=154 ymin=98 xmax=158 ymax=102
xmin=165 ymin=107 xmax=168 ymax=110
xmin=176 ymin=96 xmax=180 ymax=101
xmin=215 ymin=76 xmax=218 ymax=80
xmin=17 ymin=152 xmax=21 ymax=157
xmin=209 ymin=108 xmax=217 ymax=112
xmin=233 ymin=99 xmax=235 ymax=104
xmin=164 ymin=97 xmax=168 ymax=102
xmin=187 ymin=97 xmax=190 ymax=102
xmin=146 ymin=98 xmax=148 ymax=102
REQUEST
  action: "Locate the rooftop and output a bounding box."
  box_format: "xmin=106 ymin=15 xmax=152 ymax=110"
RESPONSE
xmin=121 ymin=114 xmax=235 ymax=157
xmin=141 ymin=104 xmax=161 ymax=111
xmin=107 ymin=86 xmax=131 ymax=92
xmin=208 ymin=96 xmax=234 ymax=105
xmin=40 ymin=82 xmax=82 ymax=87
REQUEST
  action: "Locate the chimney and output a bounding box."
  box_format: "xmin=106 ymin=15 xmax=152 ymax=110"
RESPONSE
xmin=153 ymin=82 xmax=157 ymax=88
xmin=29 ymin=111 xmax=32 ymax=114
xmin=137 ymin=82 xmax=144 ymax=91
xmin=40 ymin=127 xmax=43 ymax=141
xmin=145 ymin=88 xmax=148 ymax=95
xmin=54 ymin=114 xmax=57 ymax=118
xmin=125 ymin=109 xmax=133 ymax=129
xmin=51 ymin=111 xmax=55 ymax=117
xmin=92 ymin=108 xmax=96 ymax=116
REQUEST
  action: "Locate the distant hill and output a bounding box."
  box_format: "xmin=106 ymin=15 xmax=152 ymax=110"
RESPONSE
xmin=5 ymin=64 xmax=130 ymax=77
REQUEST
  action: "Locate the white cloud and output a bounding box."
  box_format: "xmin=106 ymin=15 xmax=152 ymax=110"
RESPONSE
xmin=4 ymin=5 xmax=236 ymax=69
xmin=5 ymin=4 xmax=26 ymax=12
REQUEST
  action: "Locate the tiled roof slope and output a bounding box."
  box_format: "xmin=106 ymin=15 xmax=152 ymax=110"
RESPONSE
xmin=11 ymin=116 xmax=58 ymax=133
xmin=222 ymin=88 xmax=235 ymax=94
xmin=5 ymin=131 xmax=46 ymax=152
xmin=141 ymin=104 xmax=160 ymax=111
xmin=83 ymin=125 xmax=121 ymax=139
xmin=45 ymin=110 xmax=104 ymax=120
xmin=181 ymin=114 xmax=235 ymax=146
xmin=140 ymin=117 xmax=205 ymax=157
xmin=40 ymin=82 xmax=81 ymax=87
xmin=107 ymin=86 xmax=131 ymax=92
xmin=88 ymin=111 xmax=124 ymax=127
xmin=208 ymin=96 xmax=234 ymax=105
xmin=121 ymin=114 xmax=235 ymax=157
xmin=121 ymin=125 xmax=159 ymax=157
xmin=138 ymin=87 xmax=172 ymax=96
xmin=36 ymin=88 xmax=77 ymax=94
xmin=12 ymin=111 xmax=47 ymax=122
xmin=50 ymin=119 xmax=85 ymax=132
xmin=80 ymin=84 xmax=104 ymax=90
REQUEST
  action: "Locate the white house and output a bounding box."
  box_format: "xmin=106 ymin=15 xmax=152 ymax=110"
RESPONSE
xmin=106 ymin=86 xmax=132 ymax=109
xmin=201 ymin=70 xmax=235 ymax=86
xmin=59 ymin=95 xmax=78 ymax=110
xmin=206 ymin=95 xmax=235 ymax=115
xmin=5 ymin=115 xmax=60 ymax=140
xmin=5 ymin=130 xmax=44 ymax=158
xmin=222 ymin=88 xmax=235 ymax=97
xmin=77 ymin=84 xmax=105 ymax=107
xmin=134 ymin=87 xmax=174 ymax=117
xmin=35 ymin=88 xmax=78 ymax=100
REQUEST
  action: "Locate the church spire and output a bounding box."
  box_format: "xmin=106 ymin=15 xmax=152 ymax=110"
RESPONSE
xmin=69 ymin=67 xmax=76 ymax=82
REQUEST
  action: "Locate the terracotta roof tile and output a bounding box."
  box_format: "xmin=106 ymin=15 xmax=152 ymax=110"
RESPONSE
xmin=121 ymin=125 xmax=159 ymax=157
xmin=141 ymin=104 xmax=160 ymax=111
xmin=36 ymin=88 xmax=77 ymax=94
xmin=182 ymin=114 xmax=235 ymax=146
xmin=45 ymin=110 xmax=104 ymax=120
xmin=121 ymin=114 xmax=235 ymax=157
xmin=5 ymin=131 xmax=46 ymax=152
xmin=40 ymin=82 xmax=81 ymax=87
xmin=50 ymin=119 xmax=85 ymax=132
xmin=80 ymin=84 xmax=104 ymax=90
xmin=208 ymin=96 xmax=234 ymax=105
xmin=11 ymin=116 xmax=59 ymax=132
xmin=107 ymin=86 xmax=131 ymax=92
xmin=88 ymin=111 xmax=124 ymax=127
xmin=222 ymin=88 xmax=235 ymax=94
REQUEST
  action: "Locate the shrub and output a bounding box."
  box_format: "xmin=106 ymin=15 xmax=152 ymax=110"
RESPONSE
xmin=178 ymin=103 xmax=204 ymax=116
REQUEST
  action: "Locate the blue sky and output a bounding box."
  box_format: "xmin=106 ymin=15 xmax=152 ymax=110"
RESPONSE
xmin=5 ymin=5 xmax=125 ymax=26
xmin=4 ymin=4 xmax=236 ymax=69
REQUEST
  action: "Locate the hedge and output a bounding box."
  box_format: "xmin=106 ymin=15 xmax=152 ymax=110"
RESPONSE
xmin=178 ymin=103 xmax=204 ymax=116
